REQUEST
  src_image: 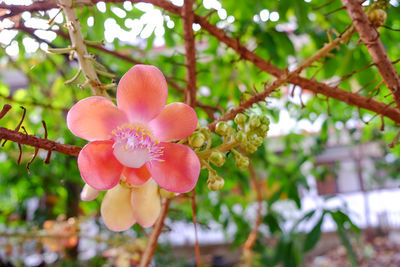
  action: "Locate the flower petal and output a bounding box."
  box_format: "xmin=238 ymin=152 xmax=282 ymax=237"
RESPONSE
xmin=149 ymin=103 xmax=198 ymax=142
xmin=146 ymin=143 xmax=200 ymax=193
xmin=131 ymin=179 xmax=161 ymax=228
xmin=123 ymin=166 xmax=151 ymax=187
xmin=101 ymin=184 xmax=136 ymax=232
xmin=78 ymin=140 xmax=123 ymax=190
xmin=67 ymin=96 xmax=128 ymax=141
xmin=80 ymin=184 xmax=99 ymax=201
xmin=116 ymin=65 xmax=168 ymax=122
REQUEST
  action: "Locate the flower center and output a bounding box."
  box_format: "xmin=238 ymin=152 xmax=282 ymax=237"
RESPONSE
xmin=111 ymin=124 xmax=164 ymax=168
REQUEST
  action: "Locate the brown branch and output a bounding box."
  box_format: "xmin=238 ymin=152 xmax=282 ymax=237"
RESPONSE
xmin=208 ymin=82 xmax=277 ymax=131
xmin=242 ymin=162 xmax=263 ymax=266
xmin=182 ymin=0 xmax=197 ymax=107
xmin=139 ymin=198 xmax=171 ymax=267
xmin=7 ymin=0 xmax=400 ymax=124
xmin=341 ymin=0 xmax=400 ymax=107
xmin=0 ymin=127 xmax=81 ymax=157
xmin=191 ymin=189 xmax=201 ymax=267
xmin=58 ymin=0 xmax=107 ymax=97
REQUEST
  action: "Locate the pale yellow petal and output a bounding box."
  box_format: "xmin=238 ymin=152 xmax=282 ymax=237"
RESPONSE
xmin=131 ymin=179 xmax=161 ymax=228
xmin=101 ymin=184 xmax=136 ymax=232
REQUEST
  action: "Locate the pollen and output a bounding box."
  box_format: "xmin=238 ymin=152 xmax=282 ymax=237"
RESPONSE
xmin=111 ymin=124 xmax=164 ymax=168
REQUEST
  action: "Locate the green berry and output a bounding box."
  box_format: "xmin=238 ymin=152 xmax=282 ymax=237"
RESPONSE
xmin=199 ymin=127 xmax=211 ymax=139
xmin=215 ymin=121 xmax=230 ymax=136
xmin=235 ymin=155 xmax=249 ymax=169
xmin=189 ymin=132 xmax=205 ymax=148
xmin=235 ymin=131 xmax=247 ymax=144
xmin=249 ymin=115 xmax=261 ymax=129
xmin=250 ymin=136 xmax=263 ymax=146
xmin=209 ymin=151 xmax=226 ymax=167
xmin=234 ymin=113 xmax=247 ymax=125
xmin=260 ymin=115 xmax=270 ymax=125
xmin=245 ymin=143 xmax=258 ymax=154
xmin=207 ymin=176 xmax=225 ymax=191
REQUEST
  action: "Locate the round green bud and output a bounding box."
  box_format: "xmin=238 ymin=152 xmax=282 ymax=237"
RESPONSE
xmin=235 ymin=155 xmax=249 ymax=169
xmin=215 ymin=121 xmax=230 ymax=136
xmin=250 ymin=136 xmax=263 ymax=147
xmin=199 ymin=127 xmax=211 ymax=139
xmin=235 ymin=131 xmax=247 ymax=144
xmin=249 ymin=115 xmax=261 ymax=129
xmin=234 ymin=113 xmax=247 ymax=125
xmin=245 ymin=143 xmax=258 ymax=154
xmin=209 ymin=151 xmax=226 ymax=167
xmin=260 ymin=115 xmax=270 ymax=126
xmin=159 ymin=188 xmax=176 ymax=199
xmin=208 ymin=176 xmax=225 ymax=191
xmin=189 ymin=132 xmax=205 ymax=148
xmin=368 ymin=9 xmax=387 ymax=27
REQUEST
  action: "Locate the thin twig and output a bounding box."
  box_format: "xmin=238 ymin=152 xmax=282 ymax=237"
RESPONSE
xmin=191 ymin=189 xmax=201 ymax=267
xmin=242 ymin=162 xmax=263 ymax=266
xmin=139 ymin=198 xmax=171 ymax=267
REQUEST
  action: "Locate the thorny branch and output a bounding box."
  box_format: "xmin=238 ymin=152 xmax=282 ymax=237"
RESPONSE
xmin=341 ymin=0 xmax=400 ymax=108
xmin=58 ymin=0 xmax=108 ymax=97
xmin=0 ymin=126 xmax=81 ymax=157
xmin=182 ymin=0 xmax=197 ymax=108
xmin=242 ymin=162 xmax=263 ymax=267
xmin=3 ymin=0 xmax=400 ymax=124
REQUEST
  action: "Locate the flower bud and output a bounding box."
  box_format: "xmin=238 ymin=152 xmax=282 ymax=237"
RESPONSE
xmin=235 ymin=155 xmax=249 ymax=169
xmin=207 ymin=176 xmax=225 ymax=191
xmin=209 ymin=151 xmax=226 ymax=167
xmin=368 ymin=9 xmax=387 ymax=27
xmin=245 ymin=143 xmax=258 ymax=154
xmin=250 ymin=136 xmax=263 ymax=147
xmin=260 ymin=115 xmax=270 ymax=125
xmin=235 ymin=131 xmax=247 ymax=144
xmin=234 ymin=113 xmax=247 ymax=125
xmin=189 ymin=132 xmax=205 ymax=148
xmin=199 ymin=127 xmax=211 ymax=139
xmin=159 ymin=188 xmax=176 ymax=199
xmin=80 ymin=184 xmax=99 ymax=201
xmin=215 ymin=121 xmax=230 ymax=136
xmin=249 ymin=115 xmax=261 ymax=129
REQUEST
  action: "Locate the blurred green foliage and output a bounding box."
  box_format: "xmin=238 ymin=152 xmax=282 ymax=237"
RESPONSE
xmin=0 ymin=0 xmax=400 ymax=266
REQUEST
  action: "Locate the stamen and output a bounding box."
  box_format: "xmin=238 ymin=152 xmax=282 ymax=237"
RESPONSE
xmin=111 ymin=124 xmax=164 ymax=168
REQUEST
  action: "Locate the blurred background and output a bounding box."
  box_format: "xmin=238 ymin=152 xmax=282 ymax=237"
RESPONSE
xmin=1 ymin=0 xmax=400 ymax=266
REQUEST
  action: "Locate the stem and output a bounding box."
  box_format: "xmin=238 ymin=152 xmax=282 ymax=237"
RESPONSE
xmin=242 ymin=162 xmax=263 ymax=266
xmin=341 ymin=0 xmax=400 ymax=108
xmin=0 ymin=127 xmax=81 ymax=157
xmin=58 ymin=0 xmax=107 ymax=97
xmin=139 ymin=198 xmax=171 ymax=267
xmin=182 ymin=0 xmax=197 ymax=108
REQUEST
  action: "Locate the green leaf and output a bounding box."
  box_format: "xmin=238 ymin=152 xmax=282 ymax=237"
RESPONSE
xmin=303 ymin=214 xmax=324 ymax=252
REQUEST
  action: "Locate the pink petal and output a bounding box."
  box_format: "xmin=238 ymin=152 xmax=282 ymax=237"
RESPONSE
xmin=149 ymin=103 xmax=198 ymax=142
xmin=101 ymin=184 xmax=136 ymax=232
xmin=122 ymin=166 xmax=151 ymax=187
xmin=67 ymin=96 xmax=128 ymax=141
xmin=146 ymin=143 xmax=200 ymax=193
xmin=131 ymin=179 xmax=161 ymax=227
xmin=78 ymin=140 xmax=123 ymax=190
xmin=116 ymin=65 xmax=168 ymax=122
xmin=80 ymin=184 xmax=99 ymax=201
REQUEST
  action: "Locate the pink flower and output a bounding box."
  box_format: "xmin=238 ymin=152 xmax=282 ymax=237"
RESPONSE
xmin=67 ymin=65 xmax=200 ymax=231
